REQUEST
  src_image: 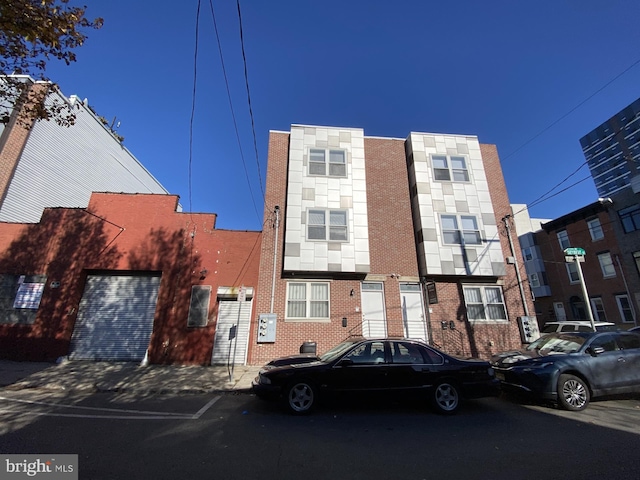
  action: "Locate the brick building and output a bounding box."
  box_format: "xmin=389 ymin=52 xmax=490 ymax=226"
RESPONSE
xmin=0 ymin=192 xmax=261 ymax=365
xmin=252 ymin=125 xmax=530 ymax=364
xmin=533 ymin=199 xmax=637 ymax=327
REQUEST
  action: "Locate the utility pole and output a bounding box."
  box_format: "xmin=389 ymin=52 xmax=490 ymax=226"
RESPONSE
xmin=564 ymin=248 xmax=595 ymax=331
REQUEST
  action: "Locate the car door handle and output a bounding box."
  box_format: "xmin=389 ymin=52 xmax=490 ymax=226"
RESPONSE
xmin=617 ymin=357 xmax=626 ymax=362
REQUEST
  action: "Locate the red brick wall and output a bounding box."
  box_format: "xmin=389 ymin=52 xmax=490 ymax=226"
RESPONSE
xmin=0 ymin=192 xmax=261 ymax=365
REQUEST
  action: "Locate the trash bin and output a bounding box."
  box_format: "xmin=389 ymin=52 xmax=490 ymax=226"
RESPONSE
xmin=300 ymin=341 xmax=317 ymax=354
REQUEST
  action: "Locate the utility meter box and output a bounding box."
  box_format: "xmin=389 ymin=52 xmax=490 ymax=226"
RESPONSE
xmin=257 ymin=313 xmax=277 ymax=343
xmin=517 ymin=316 xmax=540 ymax=343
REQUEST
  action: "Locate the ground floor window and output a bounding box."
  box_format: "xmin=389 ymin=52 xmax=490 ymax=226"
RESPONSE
xmin=590 ymin=297 xmax=607 ymax=322
xmin=286 ymin=282 xmax=330 ymax=320
xmin=616 ymin=294 xmax=635 ymax=323
xmin=462 ymin=285 xmax=507 ymax=321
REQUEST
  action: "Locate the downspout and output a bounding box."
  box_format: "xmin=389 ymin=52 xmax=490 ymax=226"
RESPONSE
xmin=270 ymin=205 xmax=280 ymax=313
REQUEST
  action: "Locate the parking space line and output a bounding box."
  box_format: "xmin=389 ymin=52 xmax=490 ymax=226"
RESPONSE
xmin=0 ymin=395 xmax=222 ymax=420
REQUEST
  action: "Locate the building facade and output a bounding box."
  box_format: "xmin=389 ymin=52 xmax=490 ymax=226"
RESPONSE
xmin=0 ymin=75 xmax=171 ymax=223
xmin=0 ymin=192 xmax=261 ymax=365
xmin=533 ymin=199 xmax=637 ymax=327
xmin=252 ymin=125 xmax=531 ymax=365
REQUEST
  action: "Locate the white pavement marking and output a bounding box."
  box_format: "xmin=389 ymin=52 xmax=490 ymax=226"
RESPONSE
xmin=0 ymin=395 xmax=222 ymax=420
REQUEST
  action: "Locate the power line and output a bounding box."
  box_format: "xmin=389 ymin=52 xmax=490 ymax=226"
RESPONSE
xmin=206 ymin=0 xmax=262 ymax=223
xmin=503 ymin=56 xmax=640 ymax=162
xmin=236 ymin=0 xmax=265 ymax=201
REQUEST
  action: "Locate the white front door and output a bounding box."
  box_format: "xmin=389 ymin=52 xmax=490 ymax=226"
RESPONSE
xmin=400 ymin=283 xmax=427 ymax=341
xmin=211 ymin=299 xmax=252 ymax=366
xmin=553 ymin=302 xmax=567 ymax=321
xmin=361 ymin=282 xmax=386 ymax=338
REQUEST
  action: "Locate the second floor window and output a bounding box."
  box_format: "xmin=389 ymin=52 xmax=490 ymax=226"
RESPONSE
xmin=522 ymin=247 xmax=534 ymax=261
xmin=597 ymin=252 xmax=616 ymax=278
xmin=309 ymin=149 xmax=346 ymax=177
xmin=308 ymin=209 xmax=348 ymax=241
xmin=529 ymin=273 xmax=540 ymax=288
xmin=441 ymin=214 xmax=481 ymax=245
xmin=431 ymin=155 xmax=469 ymax=182
xmin=566 ymin=262 xmax=580 ymax=283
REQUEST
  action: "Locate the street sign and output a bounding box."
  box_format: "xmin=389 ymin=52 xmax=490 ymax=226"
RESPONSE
xmin=565 ymin=256 xmax=585 ymax=263
xmin=564 ymin=247 xmax=586 ymax=256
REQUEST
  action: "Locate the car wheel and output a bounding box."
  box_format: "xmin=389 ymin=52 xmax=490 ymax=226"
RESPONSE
xmin=285 ymin=380 xmax=317 ymax=415
xmin=557 ymin=374 xmax=590 ymax=411
xmin=431 ymin=381 xmax=460 ymax=414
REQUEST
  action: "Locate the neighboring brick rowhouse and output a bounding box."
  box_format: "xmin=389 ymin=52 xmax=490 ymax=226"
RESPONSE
xmin=0 ymin=192 xmax=261 ymax=364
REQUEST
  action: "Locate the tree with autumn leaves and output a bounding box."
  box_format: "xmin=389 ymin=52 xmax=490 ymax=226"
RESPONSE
xmin=0 ymin=0 xmax=103 ymax=126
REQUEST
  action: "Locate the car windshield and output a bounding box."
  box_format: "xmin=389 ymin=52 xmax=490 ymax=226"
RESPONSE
xmin=526 ymin=334 xmax=586 ymax=355
xmin=319 ymin=340 xmax=361 ymax=363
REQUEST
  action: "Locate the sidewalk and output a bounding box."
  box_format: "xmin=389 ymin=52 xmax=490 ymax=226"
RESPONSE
xmin=0 ymin=359 xmax=262 ymax=395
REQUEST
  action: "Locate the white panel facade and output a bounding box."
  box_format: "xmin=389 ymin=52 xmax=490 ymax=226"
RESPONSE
xmin=0 ymin=90 xmax=170 ymax=223
xmin=283 ymin=125 xmax=370 ymax=274
xmin=407 ymin=132 xmax=504 ymax=277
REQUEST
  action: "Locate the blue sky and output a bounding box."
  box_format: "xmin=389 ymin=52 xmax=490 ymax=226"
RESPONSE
xmin=42 ymin=0 xmax=640 ymax=231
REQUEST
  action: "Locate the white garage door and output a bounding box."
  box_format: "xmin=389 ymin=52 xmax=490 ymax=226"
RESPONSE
xmin=69 ymin=274 xmax=161 ymax=361
xmin=211 ymin=299 xmax=253 ymax=366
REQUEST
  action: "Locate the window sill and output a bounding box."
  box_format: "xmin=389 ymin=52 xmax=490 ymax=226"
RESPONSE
xmin=284 ymin=318 xmax=331 ymax=323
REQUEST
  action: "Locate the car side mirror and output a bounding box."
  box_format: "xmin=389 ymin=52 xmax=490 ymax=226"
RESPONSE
xmin=338 ymin=358 xmax=354 ymax=367
xmin=587 ymin=346 xmax=605 ymax=356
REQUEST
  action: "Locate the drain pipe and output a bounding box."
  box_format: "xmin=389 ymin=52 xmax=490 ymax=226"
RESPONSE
xmin=270 ymin=206 xmax=280 ymax=313
xmin=503 ymin=214 xmax=530 ymax=317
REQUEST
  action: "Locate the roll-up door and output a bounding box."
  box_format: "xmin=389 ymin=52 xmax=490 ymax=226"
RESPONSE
xmin=69 ymin=274 xmax=161 ymax=361
xmin=211 ymin=298 xmax=253 ymax=366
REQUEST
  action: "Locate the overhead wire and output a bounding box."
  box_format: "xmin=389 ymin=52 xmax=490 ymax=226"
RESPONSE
xmin=207 ymin=0 xmax=262 ymax=224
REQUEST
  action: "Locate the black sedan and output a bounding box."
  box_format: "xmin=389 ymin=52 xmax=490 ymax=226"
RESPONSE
xmin=492 ymin=331 xmax=640 ymax=411
xmin=252 ymin=337 xmax=500 ymax=414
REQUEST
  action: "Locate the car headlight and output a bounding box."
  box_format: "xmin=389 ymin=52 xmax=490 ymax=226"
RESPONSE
xmin=259 ymin=374 xmax=272 ymax=385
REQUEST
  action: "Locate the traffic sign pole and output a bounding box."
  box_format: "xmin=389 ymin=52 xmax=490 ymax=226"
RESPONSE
xmin=573 ymin=255 xmax=596 ymax=331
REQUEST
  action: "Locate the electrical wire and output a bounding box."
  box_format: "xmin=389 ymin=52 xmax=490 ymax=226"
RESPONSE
xmin=207 ymin=0 xmax=262 ymax=224
xmin=236 ymin=0 xmax=265 ymax=201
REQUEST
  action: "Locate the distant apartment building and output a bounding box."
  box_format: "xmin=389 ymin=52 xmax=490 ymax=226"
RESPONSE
xmin=253 ymin=125 xmax=533 ymax=364
xmin=0 ymin=75 xmax=172 ymax=223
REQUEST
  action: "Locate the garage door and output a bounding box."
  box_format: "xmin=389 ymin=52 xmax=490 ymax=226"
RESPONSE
xmin=69 ymin=274 xmax=161 ymax=361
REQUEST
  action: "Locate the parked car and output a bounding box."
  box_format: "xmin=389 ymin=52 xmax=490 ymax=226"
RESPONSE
xmin=539 ymin=321 xmax=616 ymax=335
xmin=492 ymin=331 xmax=640 ymax=411
xmin=252 ymin=337 xmax=500 ymax=415
xmin=629 ymin=326 xmax=640 ymax=333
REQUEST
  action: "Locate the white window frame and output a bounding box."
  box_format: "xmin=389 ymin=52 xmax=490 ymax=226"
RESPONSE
xmin=587 ymin=218 xmax=604 ymax=241
xmin=431 ymin=154 xmax=470 ymax=182
xmin=615 ymin=294 xmax=635 ymax=323
xmin=597 ymin=252 xmax=616 ymax=278
xmin=462 ymin=285 xmax=508 ymax=322
xmin=286 ymin=281 xmax=330 ymax=321
xmin=307 ymin=209 xmax=348 ymax=242
xmin=440 ymin=214 xmax=481 ymax=245
xmin=528 ymin=273 xmax=540 ymax=288
xmin=308 ymin=148 xmax=347 ymax=177
xmin=557 ymin=230 xmax=570 ymax=250
xmin=566 ymin=262 xmax=580 ymax=284
xmin=590 ymin=297 xmax=607 ymax=322
xmin=522 ymin=247 xmax=534 ymax=262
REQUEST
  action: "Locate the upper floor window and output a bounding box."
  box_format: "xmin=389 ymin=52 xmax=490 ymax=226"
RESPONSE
xmin=308 ymin=209 xmax=348 ymax=242
xmin=309 ymin=148 xmax=346 ymax=177
xmin=557 ymin=230 xmax=570 ymax=250
xmin=587 ymin=218 xmax=604 ymax=241
xmin=615 ymin=294 xmax=634 ymax=323
xmin=441 ymin=214 xmax=481 ymax=245
xmin=431 ymin=154 xmax=469 ymax=182
xmin=522 ymin=247 xmax=533 ymax=261
xmin=463 ymin=286 xmax=507 ymax=321
xmin=619 ymin=205 xmax=640 ymax=233
xmin=634 ymin=251 xmax=640 ymax=275
xmin=597 ymin=252 xmax=616 ymax=278
xmin=286 ymin=282 xmax=330 ymax=320
xmin=528 ymin=273 xmax=540 ymax=288
xmin=566 ymin=262 xmax=580 ymax=284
